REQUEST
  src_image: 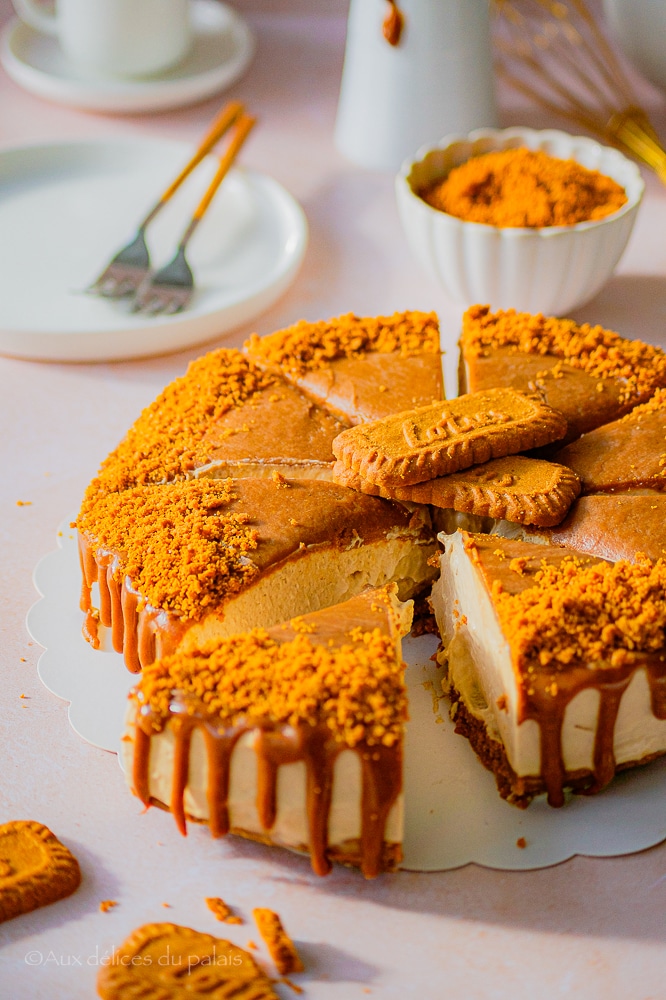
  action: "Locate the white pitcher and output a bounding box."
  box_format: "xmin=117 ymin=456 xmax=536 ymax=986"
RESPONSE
xmin=335 ymin=0 xmax=498 ymax=172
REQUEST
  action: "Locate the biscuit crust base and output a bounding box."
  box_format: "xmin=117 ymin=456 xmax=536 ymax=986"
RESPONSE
xmin=447 ymin=684 xmax=666 ymax=808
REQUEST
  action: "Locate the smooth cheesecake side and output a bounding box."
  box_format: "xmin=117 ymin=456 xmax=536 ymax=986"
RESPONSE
xmin=431 ymin=531 xmax=666 ymax=807
xmin=122 ymin=587 xmax=413 ymax=879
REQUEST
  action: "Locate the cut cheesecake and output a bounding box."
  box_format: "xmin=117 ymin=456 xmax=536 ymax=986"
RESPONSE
xmin=553 ymin=388 xmax=666 ymax=494
xmin=122 ymin=587 xmax=413 ymax=878
xmin=78 ymin=477 xmax=436 ymax=672
xmin=244 ymin=310 xmax=443 ymax=424
xmin=431 ymin=531 xmax=666 ymax=807
xmin=460 ymin=306 xmax=666 ymax=443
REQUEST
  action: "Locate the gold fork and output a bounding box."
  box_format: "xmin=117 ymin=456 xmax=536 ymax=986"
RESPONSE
xmin=87 ymin=100 xmax=245 ymax=299
xmin=132 ymin=112 xmax=256 ymax=316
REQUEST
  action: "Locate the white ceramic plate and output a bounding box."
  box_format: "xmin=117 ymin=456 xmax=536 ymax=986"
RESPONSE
xmin=0 ymin=137 xmax=307 ymax=362
xmin=0 ymin=0 xmax=255 ymax=113
xmin=28 ymin=523 xmax=666 ymax=872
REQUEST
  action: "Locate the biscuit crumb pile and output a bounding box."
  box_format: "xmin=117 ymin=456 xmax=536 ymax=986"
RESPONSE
xmin=420 ymin=147 xmax=627 ymax=227
xmin=77 ymin=480 xmax=259 ymax=622
xmin=494 ymin=553 xmax=666 ymax=670
xmin=462 ymin=306 xmax=666 ymax=405
xmin=206 ymin=896 xmax=243 ymax=924
xmin=136 ymin=626 xmax=406 ymax=748
xmin=246 ymin=311 xmax=440 ymax=376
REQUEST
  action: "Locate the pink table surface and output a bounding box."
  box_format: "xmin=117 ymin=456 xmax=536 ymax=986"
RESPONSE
xmin=2 ymin=1 xmax=666 ymax=997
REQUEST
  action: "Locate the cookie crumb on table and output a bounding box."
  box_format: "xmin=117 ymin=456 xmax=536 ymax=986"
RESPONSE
xmin=253 ymin=908 xmax=304 ymax=976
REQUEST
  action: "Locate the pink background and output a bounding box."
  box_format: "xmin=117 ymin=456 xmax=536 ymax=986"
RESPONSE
xmin=1 ymin=1 xmax=666 ymax=996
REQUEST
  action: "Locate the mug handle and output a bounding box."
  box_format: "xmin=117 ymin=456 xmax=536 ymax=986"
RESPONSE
xmin=11 ymin=0 xmax=58 ymax=35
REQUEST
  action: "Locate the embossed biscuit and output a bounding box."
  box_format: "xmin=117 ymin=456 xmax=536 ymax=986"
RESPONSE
xmin=332 ymin=388 xmax=567 ymax=487
xmin=0 ymin=820 xmax=81 ymax=923
xmin=97 ymin=922 xmax=279 ymax=1000
xmin=334 ymin=455 xmax=581 ymax=527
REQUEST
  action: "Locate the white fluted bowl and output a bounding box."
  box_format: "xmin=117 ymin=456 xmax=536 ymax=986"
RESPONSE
xmin=396 ymin=127 xmax=644 ymax=316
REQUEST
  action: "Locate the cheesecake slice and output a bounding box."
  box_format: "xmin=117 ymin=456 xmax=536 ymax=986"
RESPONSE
xmin=460 ymin=306 xmax=666 ymax=443
xmin=77 ymin=477 xmax=436 ymax=672
xmin=244 ymin=310 xmax=444 ymax=424
xmin=553 ymin=388 xmax=666 ymax=493
xmin=123 ymin=587 xmax=412 ymax=878
xmin=520 ymin=493 xmax=666 ymax=563
xmin=431 ymin=531 xmax=666 ymax=807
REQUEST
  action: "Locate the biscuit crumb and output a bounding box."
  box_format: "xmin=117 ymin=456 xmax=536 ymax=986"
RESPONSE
xmin=205 ymin=897 xmax=243 ymax=924
xmin=496 ymin=694 xmax=508 ymax=712
xmin=247 ymin=940 xmax=258 ymax=950
xmin=516 ymin=837 xmax=527 ymax=849
xmin=99 ymin=899 xmax=118 ymax=913
xmin=253 ymin=909 xmax=304 ymax=976
xmin=16 ymin=500 xmax=32 ymax=506
xmin=281 ymin=979 xmax=304 ymax=995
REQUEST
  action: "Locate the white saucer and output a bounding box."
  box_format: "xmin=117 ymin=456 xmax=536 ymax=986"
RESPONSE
xmin=28 ymin=521 xmax=666 ymax=872
xmin=0 ymin=0 xmax=255 ymax=113
xmin=0 ymin=137 xmax=307 ymax=362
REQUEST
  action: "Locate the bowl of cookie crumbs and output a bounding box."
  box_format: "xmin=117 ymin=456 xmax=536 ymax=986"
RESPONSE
xmin=396 ymin=126 xmax=644 ymax=315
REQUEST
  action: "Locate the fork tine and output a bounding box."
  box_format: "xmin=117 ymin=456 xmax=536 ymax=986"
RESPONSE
xmin=132 ymin=114 xmax=257 ymax=317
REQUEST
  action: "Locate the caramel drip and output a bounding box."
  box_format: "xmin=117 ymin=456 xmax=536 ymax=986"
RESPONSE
xmin=255 ymin=730 xmax=303 ymax=831
xmin=132 ymin=725 xmax=152 ymax=806
xmin=202 ymin=726 xmax=246 ymax=838
xmin=170 ymin=716 xmax=195 ymax=836
xmin=586 ymin=681 xmax=632 ymax=795
xmin=137 ymin=614 xmax=156 ymax=672
xmin=359 ymin=743 xmax=402 ymax=879
xmin=383 ymin=0 xmax=404 ymax=46
xmin=108 ymin=569 xmax=124 ymax=653
xmin=132 ymin=707 xmax=399 ymax=877
xmin=121 ymin=586 xmax=141 ymax=674
xmin=98 ymin=559 xmax=112 ymax=628
xmin=525 ymin=658 xmax=666 ymax=807
xmin=300 ymin=728 xmax=341 ymax=876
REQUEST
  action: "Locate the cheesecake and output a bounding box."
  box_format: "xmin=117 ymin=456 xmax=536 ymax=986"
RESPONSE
xmin=122 ymin=587 xmax=412 ymax=878
xmin=78 ymin=477 xmax=436 ymax=673
xmin=431 ymin=531 xmax=666 ymax=807
xmin=460 ymin=306 xmax=666 ymax=443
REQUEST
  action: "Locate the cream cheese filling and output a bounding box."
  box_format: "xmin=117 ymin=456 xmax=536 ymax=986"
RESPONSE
xmin=121 ymin=722 xmax=403 ymax=854
xmin=431 ymin=531 xmax=666 ymax=780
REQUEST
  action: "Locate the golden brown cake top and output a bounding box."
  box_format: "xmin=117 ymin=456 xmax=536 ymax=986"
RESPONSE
xmin=134 ymin=588 xmax=408 ymax=748
xmin=244 ymin=310 xmax=441 ymax=376
xmin=465 ymin=532 xmax=666 ymax=671
xmin=77 ymin=480 xmax=260 ymax=622
xmin=88 ymin=348 xmax=275 ymax=498
xmin=461 ymin=305 xmax=666 ymax=406
xmin=541 ymin=494 xmax=666 ymax=563
xmin=553 ymin=387 xmax=666 ymax=493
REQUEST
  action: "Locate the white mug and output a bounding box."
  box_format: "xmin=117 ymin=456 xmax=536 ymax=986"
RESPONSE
xmin=335 ymin=0 xmax=498 ymax=172
xmin=11 ymin=0 xmax=192 ymax=78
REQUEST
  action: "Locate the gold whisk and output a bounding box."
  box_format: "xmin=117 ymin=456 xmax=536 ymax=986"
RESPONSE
xmin=493 ymin=0 xmax=666 ymax=184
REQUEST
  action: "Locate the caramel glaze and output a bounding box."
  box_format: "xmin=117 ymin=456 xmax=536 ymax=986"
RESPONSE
xmin=521 ymin=652 xmax=666 ymax=807
xmin=469 ymin=534 xmax=666 ymax=807
xmin=131 ymin=710 xmax=402 ymax=879
xmin=78 ymin=533 xmax=188 ymax=674
xmin=383 ymin=0 xmax=404 ymax=46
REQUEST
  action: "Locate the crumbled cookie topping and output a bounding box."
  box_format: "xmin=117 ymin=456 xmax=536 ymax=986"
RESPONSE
xmin=135 ymin=627 xmax=406 ymax=747
xmin=494 ymin=554 xmax=666 ymax=670
xmin=462 ymin=306 xmax=666 ymax=404
xmin=87 ymin=349 xmax=275 ymax=497
xmin=77 ymin=480 xmax=259 ymax=621
xmin=245 ymin=311 xmax=440 ymax=376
